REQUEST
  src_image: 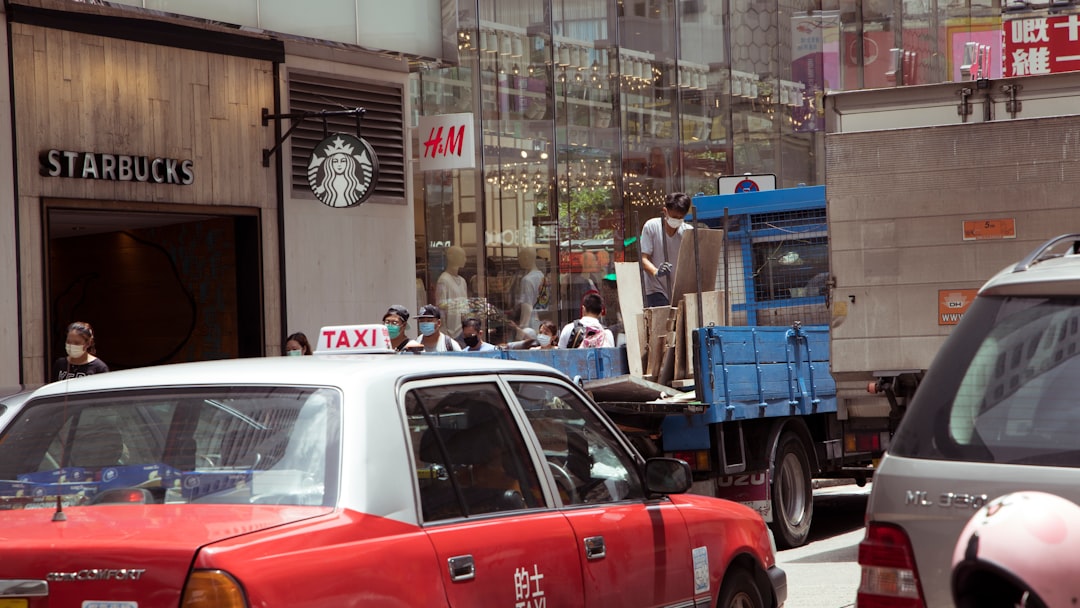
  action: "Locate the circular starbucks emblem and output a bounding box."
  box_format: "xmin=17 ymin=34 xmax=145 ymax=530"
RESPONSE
xmin=307 ymin=133 xmax=379 ymax=208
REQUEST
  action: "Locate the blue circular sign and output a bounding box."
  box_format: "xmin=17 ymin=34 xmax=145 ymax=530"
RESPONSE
xmin=735 ymin=179 xmax=759 ymax=193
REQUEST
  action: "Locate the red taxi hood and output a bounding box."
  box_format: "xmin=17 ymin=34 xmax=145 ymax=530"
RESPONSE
xmin=0 ymin=504 xmax=331 ymax=605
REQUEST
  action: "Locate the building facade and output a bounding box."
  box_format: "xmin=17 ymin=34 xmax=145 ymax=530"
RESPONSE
xmin=411 ymin=0 xmax=1006 ymax=344
xmin=0 ymin=0 xmax=1007 ymax=384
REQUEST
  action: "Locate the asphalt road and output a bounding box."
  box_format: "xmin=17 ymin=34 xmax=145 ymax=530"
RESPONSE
xmin=775 ymin=482 xmax=871 ymax=608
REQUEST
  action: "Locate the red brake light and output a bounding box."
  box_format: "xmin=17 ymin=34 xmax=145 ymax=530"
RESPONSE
xmin=856 ymin=522 xmax=924 ymax=608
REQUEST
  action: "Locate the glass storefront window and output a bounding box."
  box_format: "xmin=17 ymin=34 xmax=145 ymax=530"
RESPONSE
xmin=410 ymin=0 xmax=1004 ymax=343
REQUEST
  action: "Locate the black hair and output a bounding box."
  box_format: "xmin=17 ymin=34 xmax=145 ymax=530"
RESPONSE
xmin=664 ymin=192 xmax=692 ymax=215
xmin=462 ymin=317 xmax=482 ymax=331
xmin=582 ymin=293 xmax=604 ymax=315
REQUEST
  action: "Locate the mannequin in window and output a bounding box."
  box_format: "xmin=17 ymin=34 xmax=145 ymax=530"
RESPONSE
xmin=436 ymin=246 xmax=469 ymax=339
xmin=517 ymin=247 xmax=548 ymax=333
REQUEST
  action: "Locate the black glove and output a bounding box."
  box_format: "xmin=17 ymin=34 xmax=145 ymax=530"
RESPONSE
xmin=656 ymin=262 xmax=673 ymax=277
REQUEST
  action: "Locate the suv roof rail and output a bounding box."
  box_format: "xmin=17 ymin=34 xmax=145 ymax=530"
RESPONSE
xmin=1013 ymin=233 xmax=1080 ymax=272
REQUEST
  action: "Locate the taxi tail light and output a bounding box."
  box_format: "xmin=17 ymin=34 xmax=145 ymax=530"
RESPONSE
xmin=181 ymin=570 xmax=248 ymax=608
xmin=669 ymin=450 xmax=710 ymax=472
xmin=857 ymin=522 xmax=925 ymax=608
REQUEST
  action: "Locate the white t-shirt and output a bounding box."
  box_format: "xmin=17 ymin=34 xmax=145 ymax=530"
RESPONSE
xmin=517 ymin=268 xmax=547 ymax=330
xmin=422 ymin=332 xmax=463 ymax=352
xmin=557 ymin=316 xmax=615 ymax=349
xmin=640 ymin=217 xmax=693 ymax=298
xmin=436 ymin=272 xmax=468 ymax=337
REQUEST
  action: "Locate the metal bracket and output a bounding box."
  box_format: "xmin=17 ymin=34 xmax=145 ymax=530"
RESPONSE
xmin=957 ymin=87 xmax=973 ymax=122
xmin=261 ymin=107 xmax=367 ymax=168
xmin=1002 ymin=84 xmax=1022 ymax=119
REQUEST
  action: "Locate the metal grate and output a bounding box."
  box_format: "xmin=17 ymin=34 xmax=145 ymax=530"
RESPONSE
xmin=721 ymin=206 xmax=830 ymax=327
xmin=288 ymin=71 xmax=405 ymax=199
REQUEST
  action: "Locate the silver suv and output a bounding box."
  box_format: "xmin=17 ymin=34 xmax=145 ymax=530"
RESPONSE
xmin=857 ymin=234 xmax=1080 ymax=608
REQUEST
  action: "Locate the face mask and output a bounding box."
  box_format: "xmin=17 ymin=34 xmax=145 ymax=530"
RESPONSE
xmin=66 ymin=344 xmax=86 ymax=358
xmin=463 ymin=335 xmax=479 ymax=348
xmin=666 ymin=216 xmax=683 ymax=229
xmin=419 ymin=322 xmax=437 ymax=337
xmin=286 ymin=349 xmax=303 ymax=356
xmin=385 ymin=324 xmax=402 ymax=339
xmin=537 ymin=334 xmax=552 ymax=346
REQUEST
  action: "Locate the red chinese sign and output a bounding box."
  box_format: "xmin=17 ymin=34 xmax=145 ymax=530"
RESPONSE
xmin=1004 ymin=14 xmax=1080 ymax=77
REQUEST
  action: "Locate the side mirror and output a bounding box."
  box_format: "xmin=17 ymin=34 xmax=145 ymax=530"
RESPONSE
xmin=644 ymin=457 xmax=692 ymax=495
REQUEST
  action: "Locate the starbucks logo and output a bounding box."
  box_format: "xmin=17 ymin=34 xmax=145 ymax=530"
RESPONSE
xmin=307 ymin=133 xmax=379 ymax=208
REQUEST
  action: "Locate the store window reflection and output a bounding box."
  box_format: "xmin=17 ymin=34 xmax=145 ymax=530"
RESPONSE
xmin=410 ymin=0 xmax=1005 ymax=342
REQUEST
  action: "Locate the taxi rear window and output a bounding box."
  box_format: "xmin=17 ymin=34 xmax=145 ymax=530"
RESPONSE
xmin=892 ymin=295 xmax=1080 ymax=467
xmin=0 ymin=386 xmax=340 ymax=508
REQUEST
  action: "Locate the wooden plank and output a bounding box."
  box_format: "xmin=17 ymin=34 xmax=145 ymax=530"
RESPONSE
xmin=674 ymin=298 xmax=687 ymax=380
xmin=672 ymin=228 xmax=725 ymax=306
xmin=644 ymin=306 xmax=671 ymax=378
xmin=614 ymin=261 xmax=645 ymax=376
xmin=657 ymin=306 xmax=678 ymax=387
xmin=583 ymin=373 xmax=683 ymax=402
xmin=681 ymin=290 xmax=728 ymax=379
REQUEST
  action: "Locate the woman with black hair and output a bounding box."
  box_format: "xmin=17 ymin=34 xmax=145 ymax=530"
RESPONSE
xmin=52 ymin=321 xmax=109 ymax=381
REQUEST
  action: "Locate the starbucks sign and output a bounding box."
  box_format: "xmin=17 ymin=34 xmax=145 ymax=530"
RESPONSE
xmin=307 ymin=133 xmax=379 ymax=207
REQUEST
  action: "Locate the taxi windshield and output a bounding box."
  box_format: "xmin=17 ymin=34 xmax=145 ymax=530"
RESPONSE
xmin=0 ymin=386 xmax=340 ymax=508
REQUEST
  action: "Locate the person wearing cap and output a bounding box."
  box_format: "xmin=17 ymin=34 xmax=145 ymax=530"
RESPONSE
xmin=461 ymin=317 xmax=497 ymax=352
xmin=415 ymin=304 xmax=462 ymax=353
xmin=383 ymin=305 xmax=420 ymax=353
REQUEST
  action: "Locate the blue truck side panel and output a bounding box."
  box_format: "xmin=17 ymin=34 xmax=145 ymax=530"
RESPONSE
xmin=662 ymin=324 xmax=837 ymax=451
xmin=438 ymin=347 xmax=628 ymax=381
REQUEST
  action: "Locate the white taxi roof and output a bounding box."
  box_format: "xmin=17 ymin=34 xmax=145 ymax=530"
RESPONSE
xmin=30 ymin=352 xmax=560 ymax=398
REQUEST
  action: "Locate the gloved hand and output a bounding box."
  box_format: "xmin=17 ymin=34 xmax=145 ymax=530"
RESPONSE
xmin=656 ymin=262 xmax=673 ymax=277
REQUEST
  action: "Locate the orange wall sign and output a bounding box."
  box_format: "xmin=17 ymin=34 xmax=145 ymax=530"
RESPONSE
xmin=963 ymin=218 xmax=1016 ymax=241
xmin=939 ymin=289 xmax=978 ymax=325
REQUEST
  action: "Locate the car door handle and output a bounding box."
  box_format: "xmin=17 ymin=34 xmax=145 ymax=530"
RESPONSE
xmin=448 ymin=555 xmax=476 ymax=581
xmin=584 ymin=535 xmax=606 ymax=560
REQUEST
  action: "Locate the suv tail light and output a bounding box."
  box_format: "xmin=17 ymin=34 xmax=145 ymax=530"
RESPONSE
xmin=857 ymin=522 xmax=925 ymax=607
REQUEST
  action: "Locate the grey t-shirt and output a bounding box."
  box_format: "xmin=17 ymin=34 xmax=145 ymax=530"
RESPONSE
xmin=640 ymin=216 xmax=693 ymax=298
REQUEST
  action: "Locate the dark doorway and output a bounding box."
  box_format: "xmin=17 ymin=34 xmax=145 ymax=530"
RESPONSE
xmin=46 ymin=205 xmax=263 ymax=380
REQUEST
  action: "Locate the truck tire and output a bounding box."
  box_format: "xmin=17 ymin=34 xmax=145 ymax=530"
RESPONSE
xmin=769 ymin=432 xmax=813 ymax=549
xmin=716 ymin=568 xmax=764 ymax=608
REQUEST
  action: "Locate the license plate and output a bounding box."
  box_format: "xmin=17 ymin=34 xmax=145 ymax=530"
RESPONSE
xmin=0 ymin=600 xmax=28 ymax=608
xmin=82 ymin=603 xmax=137 ymax=608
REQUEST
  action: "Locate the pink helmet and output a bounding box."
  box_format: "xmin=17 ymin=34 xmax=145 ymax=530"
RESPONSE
xmin=952 ymin=491 xmax=1080 ymax=608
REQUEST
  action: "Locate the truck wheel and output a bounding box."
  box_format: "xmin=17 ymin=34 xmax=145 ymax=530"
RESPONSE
xmin=717 ymin=568 xmax=764 ymax=608
xmin=769 ymin=432 xmax=813 ymax=549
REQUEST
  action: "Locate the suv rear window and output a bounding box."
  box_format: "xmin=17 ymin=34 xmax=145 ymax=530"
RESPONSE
xmin=891 ymin=295 xmax=1080 ymax=467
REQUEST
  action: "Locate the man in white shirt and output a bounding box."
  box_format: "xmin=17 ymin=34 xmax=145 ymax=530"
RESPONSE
xmin=640 ymin=192 xmax=693 ymax=308
xmin=415 ymin=304 xmax=463 ymax=352
xmin=558 ymin=292 xmax=615 ymax=349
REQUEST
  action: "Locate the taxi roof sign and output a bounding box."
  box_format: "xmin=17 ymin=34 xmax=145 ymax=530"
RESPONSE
xmin=316 ymin=324 xmax=394 ymax=354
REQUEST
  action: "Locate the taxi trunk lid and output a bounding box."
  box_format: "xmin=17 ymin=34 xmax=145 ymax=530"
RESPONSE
xmin=0 ymin=504 xmax=330 ymax=606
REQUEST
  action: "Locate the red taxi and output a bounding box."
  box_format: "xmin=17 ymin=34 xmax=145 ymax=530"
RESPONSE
xmin=0 ymin=325 xmax=785 ymax=607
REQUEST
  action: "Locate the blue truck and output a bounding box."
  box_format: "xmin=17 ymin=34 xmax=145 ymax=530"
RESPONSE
xmin=453 ymin=185 xmax=892 ymax=549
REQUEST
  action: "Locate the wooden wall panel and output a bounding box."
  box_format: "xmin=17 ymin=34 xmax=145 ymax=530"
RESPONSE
xmin=12 ymin=22 xmax=275 ymax=208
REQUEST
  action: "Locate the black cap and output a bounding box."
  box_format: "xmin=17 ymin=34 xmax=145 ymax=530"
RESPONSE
xmin=416 ymin=304 xmax=441 ymax=319
xmin=384 ymin=305 xmax=410 ymax=324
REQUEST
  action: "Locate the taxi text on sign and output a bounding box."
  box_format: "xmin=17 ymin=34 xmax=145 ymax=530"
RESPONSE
xmin=316 ymin=324 xmax=393 ymax=353
xmin=419 ymin=113 xmax=475 ymax=171
xmin=1004 ymin=14 xmax=1080 ymax=77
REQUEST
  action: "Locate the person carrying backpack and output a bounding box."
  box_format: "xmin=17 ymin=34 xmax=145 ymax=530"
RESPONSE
xmin=558 ymin=292 xmax=614 ymax=349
